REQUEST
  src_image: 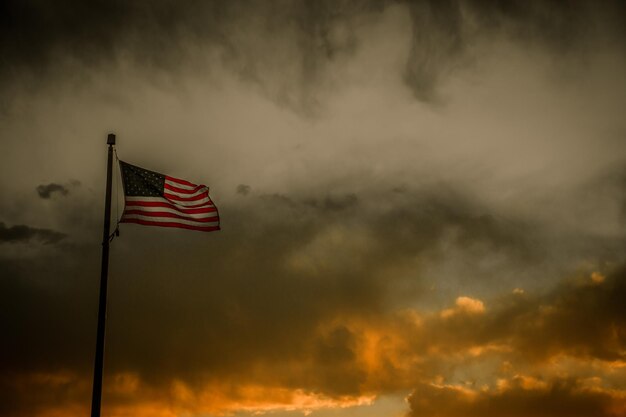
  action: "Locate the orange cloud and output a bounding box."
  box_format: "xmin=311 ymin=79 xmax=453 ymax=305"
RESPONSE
xmin=3 ymin=269 xmax=625 ymax=417
xmin=592 ymin=271 xmax=606 ymax=284
xmin=0 ymin=370 xmax=376 ymax=417
xmin=441 ymin=296 xmax=486 ymax=318
xmin=407 ymin=376 xmax=626 ymax=417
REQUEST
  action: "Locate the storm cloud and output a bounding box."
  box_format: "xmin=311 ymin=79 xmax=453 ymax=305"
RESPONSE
xmin=0 ymin=222 xmax=66 ymax=244
xmin=1 ymin=185 xmax=625 ymax=415
xmin=1 ymin=1 xmax=624 ymax=110
xmin=36 ymin=183 xmax=69 ymax=199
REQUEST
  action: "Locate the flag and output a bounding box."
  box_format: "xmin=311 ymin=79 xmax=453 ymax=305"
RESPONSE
xmin=119 ymin=161 xmax=220 ymax=232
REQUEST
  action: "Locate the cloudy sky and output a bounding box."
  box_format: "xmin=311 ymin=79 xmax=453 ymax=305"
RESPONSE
xmin=1 ymin=1 xmax=626 ymax=416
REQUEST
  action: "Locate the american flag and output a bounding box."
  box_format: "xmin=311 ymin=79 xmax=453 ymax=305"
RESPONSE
xmin=119 ymin=161 xmax=220 ymax=232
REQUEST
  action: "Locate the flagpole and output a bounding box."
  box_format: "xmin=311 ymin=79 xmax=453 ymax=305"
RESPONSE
xmin=91 ymin=133 xmax=116 ymax=417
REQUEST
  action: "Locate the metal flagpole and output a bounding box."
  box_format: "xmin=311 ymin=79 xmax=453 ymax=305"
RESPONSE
xmin=91 ymin=133 xmax=116 ymax=417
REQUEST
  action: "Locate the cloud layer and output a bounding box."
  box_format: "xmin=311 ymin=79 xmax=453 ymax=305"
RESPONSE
xmin=1 ymin=186 xmax=625 ymax=416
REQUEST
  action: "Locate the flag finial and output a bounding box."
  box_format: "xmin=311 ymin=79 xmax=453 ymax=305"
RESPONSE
xmin=107 ymin=133 xmax=116 ymax=145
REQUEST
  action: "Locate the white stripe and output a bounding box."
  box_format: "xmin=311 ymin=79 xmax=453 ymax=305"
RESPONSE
xmin=163 ymin=186 xmax=208 ymax=198
xmin=122 ymin=213 xmax=220 ymax=227
xmin=125 ymin=196 xmax=214 ymax=208
xmin=164 ymin=196 xmax=212 ymax=207
xmin=126 ymin=206 xmax=218 ymax=220
xmin=165 ymin=179 xmax=198 ymax=191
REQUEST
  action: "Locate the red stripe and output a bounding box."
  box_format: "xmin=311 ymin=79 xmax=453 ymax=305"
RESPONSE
xmin=164 ymin=183 xmax=205 ymax=194
xmin=165 ymin=175 xmax=197 ymax=188
xmin=123 ymin=210 xmax=219 ymax=223
xmin=121 ymin=218 xmax=220 ymax=232
xmin=163 ymin=191 xmax=210 ymax=202
xmin=125 ymin=200 xmax=217 ymax=214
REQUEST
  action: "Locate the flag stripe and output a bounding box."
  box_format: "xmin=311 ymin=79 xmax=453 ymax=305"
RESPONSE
xmin=124 ymin=200 xmax=218 ymax=214
xmin=124 ymin=209 xmax=219 ymax=221
xmin=164 ymin=183 xmax=206 ymax=196
xmin=164 ymin=198 xmax=212 ymax=208
xmin=125 ymin=196 xmax=214 ymax=205
xmin=124 ymin=205 xmax=217 ymax=217
xmin=122 ymin=213 xmax=219 ymax=227
xmin=121 ymin=218 xmax=220 ymax=232
xmin=163 ymin=191 xmax=210 ymax=202
xmin=165 ymin=176 xmax=197 ymax=189
xmin=126 ymin=195 xmax=214 ymax=208
xmin=165 ymin=179 xmax=197 ymax=191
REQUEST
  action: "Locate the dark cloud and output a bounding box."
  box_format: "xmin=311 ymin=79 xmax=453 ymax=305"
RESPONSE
xmin=0 ymin=183 xmax=624 ymax=415
xmin=302 ymin=193 xmax=359 ymax=212
xmin=405 ymin=0 xmax=465 ymax=102
xmin=0 ymin=248 xmax=97 ymax=417
xmin=391 ymin=266 xmax=626 ymax=367
xmin=36 ymin=183 xmax=69 ymax=199
xmin=403 ymin=0 xmax=626 ymax=101
xmin=509 ymin=270 xmax=626 ymax=361
xmin=0 ymin=185 xmax=595 ymax=370
xmin=0 ymin=0 xmax=369 ymax=113
xmin=236 ymin=184 xmax=251 ymax=195
xmin=0 ymin=222 xmax=66 ymax=244
xmin=0 ymin=185 xmax=536 ymax=375
xmin=1 ymin=0 xmax=623 ymax=109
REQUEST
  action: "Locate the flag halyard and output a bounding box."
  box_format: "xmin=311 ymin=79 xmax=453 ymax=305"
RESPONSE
xmin=119 ymin=161 xmax=220 ymax=232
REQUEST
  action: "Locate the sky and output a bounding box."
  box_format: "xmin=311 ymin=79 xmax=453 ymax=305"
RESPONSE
xmin=1 ymin=1 xmax=626 ymax=416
